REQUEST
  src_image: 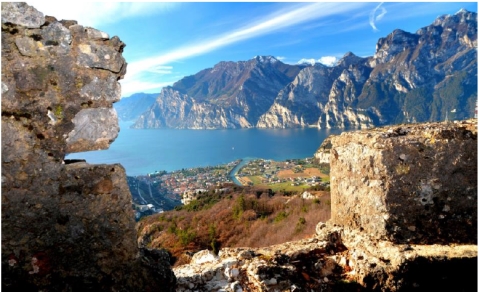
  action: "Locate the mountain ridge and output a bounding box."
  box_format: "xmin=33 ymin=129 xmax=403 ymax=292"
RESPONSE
xmin=133 ymin=9 xmax=477 ymax=130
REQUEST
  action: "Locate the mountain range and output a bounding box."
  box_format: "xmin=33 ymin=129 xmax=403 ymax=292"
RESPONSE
xmin=130 ymin=9 xmax=477 ymax=129
xmin=114 ymin=92 xmax=158 ymax=122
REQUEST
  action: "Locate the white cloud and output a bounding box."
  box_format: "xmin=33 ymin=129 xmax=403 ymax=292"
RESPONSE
xmin=25 ymin=1 xmax=178 ymax=27
xmin=297 ymin=58 xmax=317 ymax=66
xmin=318 ymin=56 xmax=338 ymax=67
xmin=276 ymin=56 xmax=286 ymax=61
xmin=369 ymin=2 xmax=387 ymax=32
xmin=296 ymin=56 xmax=338 ymax=67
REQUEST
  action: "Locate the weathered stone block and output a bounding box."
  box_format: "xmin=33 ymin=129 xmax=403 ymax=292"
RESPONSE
xmin=330 ymin=120 xmax=477 ymax=244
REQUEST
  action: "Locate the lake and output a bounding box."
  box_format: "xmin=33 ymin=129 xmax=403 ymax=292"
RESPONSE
xmin=66 ymin=121 xmax=343 ymax=176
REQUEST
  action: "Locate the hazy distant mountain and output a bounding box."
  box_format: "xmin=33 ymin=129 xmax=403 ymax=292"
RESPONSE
xmin=134 ymin=9 xmax=477 ymax=129
xmin=114 ymin=92 xmax=158 ymax=122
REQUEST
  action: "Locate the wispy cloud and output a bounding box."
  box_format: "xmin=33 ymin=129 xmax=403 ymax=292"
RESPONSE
xmin=146 ymin=65 xmax=173 ymax=75
xmin=369 ymin=2 xmax=387 ymax=32
xmin=25 ymin=1 xmax=178 ymax=27
xmin=123 ymin=2 xmax=367 ymax=95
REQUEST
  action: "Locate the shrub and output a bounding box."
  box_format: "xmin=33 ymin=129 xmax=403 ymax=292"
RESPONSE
xmin=168 ymin=223 xmax=177 ymax=234
xmin=177 ymin=228 xmax=196 ymax=246
xmin=295 ymin=217 xmax=306 ymax=233
xmin=274 ymin=211 xmax=288 ymax=223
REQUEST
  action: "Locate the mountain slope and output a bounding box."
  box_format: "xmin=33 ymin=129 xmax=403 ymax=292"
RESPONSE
xmin=261 ymin=9 xmax=477 ymax=129
xmin=133 ymin=56 xmax=307 ymax=129
xmin=114 ymin=92 xmax=158 ymax=122
xmin=134 ymin=9 xmax=477 ymax=129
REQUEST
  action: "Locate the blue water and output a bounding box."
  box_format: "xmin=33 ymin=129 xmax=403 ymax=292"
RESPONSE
xmin=66 ymin=121 xmax=343 ymax=176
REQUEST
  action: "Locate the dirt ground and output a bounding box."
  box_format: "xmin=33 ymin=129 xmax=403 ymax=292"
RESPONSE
xmin=277 ymin=168 xmax=328 ymax=179
xmin=236 ymin=176 xmax=253 ymax=185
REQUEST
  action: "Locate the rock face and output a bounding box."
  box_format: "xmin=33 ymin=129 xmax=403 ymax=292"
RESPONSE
xmin=113 ymin=92 xmax=158 ymax=122
xmin=261 ymin=9 xmax=477 ymax=129
xmin=133 ymin=56 xmax=307 ymax=129
xmin=174 ymin=120 xmax=477 ymax=291
xmin=330 ymin=120 xmax=477 ymax=244
xmin=135 ymin=9 xmax=477 ymax=130
xmin=1 ymin=3 xmax=175 ymax=291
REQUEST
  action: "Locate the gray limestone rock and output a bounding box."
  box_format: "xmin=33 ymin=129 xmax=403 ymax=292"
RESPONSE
xmin=80 ymin=75 xmax=121 ymax=102
xmin=41 ymin=21 xmax=72 ymax=49
xmin=14 ymin=36 xmax=43 ymax=57
xmin=76 ymin=42 xmax=125 ymax=73
xmin=86 ymin=27 xmax=110 ymax=40
xmin=66 ymin=108 xmax=120 ymax=153
xmin=1 ymin=2 xmax=45 ymax=28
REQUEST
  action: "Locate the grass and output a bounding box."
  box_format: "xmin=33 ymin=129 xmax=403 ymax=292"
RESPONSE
xmin=248 ymin=176 xmax=264 ymax=185
xmin=268 ymin=182 xmax=307 ymax=193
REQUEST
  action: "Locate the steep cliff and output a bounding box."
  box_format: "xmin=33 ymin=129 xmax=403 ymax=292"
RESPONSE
xmin=258 ymin=52 xmax=375 ymax=129
xmin=173 ymin=119 xmax=477 ymax=291
xmin=135 ymin=9 xmax=477 ymax=129
xmin=1 ymin=3 xmax=175 ymax=291
xmin=261 ymin=9 xmax=477 ymax=129
xmin=133 ymin=56 xmax=307 ymax=129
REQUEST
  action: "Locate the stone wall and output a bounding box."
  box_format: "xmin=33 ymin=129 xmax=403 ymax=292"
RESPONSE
xmin=1 ymin=3 xmax=175 ymax=291
xmin=329 ymin=120 xmax=477 ymax=244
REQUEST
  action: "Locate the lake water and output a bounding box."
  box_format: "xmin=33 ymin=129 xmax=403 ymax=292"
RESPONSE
xmin=66 ymin=121 xmax=343 ymax=176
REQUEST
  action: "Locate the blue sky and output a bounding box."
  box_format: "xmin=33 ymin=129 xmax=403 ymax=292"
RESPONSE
xmin=26 ymin=2 xmax=478 ymax=97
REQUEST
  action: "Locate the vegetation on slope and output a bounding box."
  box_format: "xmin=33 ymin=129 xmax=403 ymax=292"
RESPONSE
xmin=137 ymin=185 xmax=331 ymax=266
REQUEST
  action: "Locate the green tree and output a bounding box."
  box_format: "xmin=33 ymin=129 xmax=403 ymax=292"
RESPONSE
xmin=208 ymin=224 xmax=220 ymax=255
xmin=232 ymin=195 xmax=246 ymax=220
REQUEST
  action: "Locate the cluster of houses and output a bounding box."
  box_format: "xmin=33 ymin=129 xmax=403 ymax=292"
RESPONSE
xmin=236 ymin=158 xmax=325 ymax=187
xmin=139 ymin=161 xmax=238 ymax=206
xmin=159 ymin=170 xmax=231 ymax=196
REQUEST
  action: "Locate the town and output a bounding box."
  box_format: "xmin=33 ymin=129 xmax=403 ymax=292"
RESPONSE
xmin=129 ymin=158 xmax=330 ymax=220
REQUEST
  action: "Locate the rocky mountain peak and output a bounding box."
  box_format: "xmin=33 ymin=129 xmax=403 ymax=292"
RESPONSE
xmin=252 ymin=55 xmax=279 ymax=64
xmin=374 ymin=29 xmax=419 ymax=63
xmin=433 ymin=7 xmax=476 ymax=27
xmin=336 ymin=51 xmax=365 ymax=68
